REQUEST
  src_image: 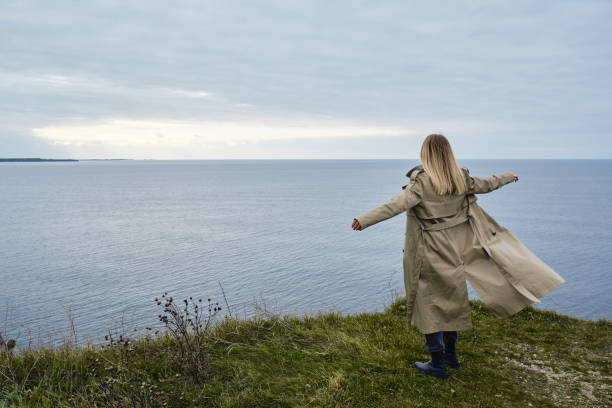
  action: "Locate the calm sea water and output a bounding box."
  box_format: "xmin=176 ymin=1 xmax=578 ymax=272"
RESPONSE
xmin=1 ymin=159 xmax=610 ymax=347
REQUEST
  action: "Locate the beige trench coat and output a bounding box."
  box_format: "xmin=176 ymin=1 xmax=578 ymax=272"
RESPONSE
xmin=356 ymin=164 xmax=566 ymax=334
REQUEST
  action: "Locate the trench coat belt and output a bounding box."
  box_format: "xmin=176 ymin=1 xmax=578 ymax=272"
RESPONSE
xmin=420 ymin=212 xmax=469 ymax=231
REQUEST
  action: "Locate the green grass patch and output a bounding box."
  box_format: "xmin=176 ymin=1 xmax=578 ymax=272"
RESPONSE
xmin=1 ymin=298 xmax=610 ymax=407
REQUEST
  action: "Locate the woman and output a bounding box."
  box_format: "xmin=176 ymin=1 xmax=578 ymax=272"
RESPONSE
xmin=351 ymin=134 xmax=566 ymax=379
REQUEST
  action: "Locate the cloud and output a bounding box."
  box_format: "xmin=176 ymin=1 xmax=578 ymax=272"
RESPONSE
xmin=29 ymin=117 xmax=425 ymax=159
xmin=0 ymin=72 xmax=216 ymax=103
xmin=166 ymin=89 xmax=212 ymax=99
xmin=1 ymin=1 xmax=611 ymax=158
xmin=32 ymin=118 xmax=414 ymax=146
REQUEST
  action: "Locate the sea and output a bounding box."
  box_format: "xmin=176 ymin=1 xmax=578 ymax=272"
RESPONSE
xmin=1 ymin=159 xmax=610 ymax=348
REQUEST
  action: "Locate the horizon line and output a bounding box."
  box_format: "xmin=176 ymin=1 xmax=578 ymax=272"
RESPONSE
xmin=2 ymin=157 xmax=612 ymax=161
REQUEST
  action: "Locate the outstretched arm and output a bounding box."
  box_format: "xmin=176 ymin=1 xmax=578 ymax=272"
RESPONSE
xmin=467 ymin=170 xmax=518 ymax=194
xmin=353 ymin=180 xmax=422 ymax=230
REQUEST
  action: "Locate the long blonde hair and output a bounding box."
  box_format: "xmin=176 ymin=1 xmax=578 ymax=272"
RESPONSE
xmin=420 ymin=134 xmax=467 ymax=195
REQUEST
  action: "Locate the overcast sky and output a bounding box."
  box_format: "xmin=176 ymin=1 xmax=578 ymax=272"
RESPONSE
xmin=1 ymin=1 xmax=611 ymax=159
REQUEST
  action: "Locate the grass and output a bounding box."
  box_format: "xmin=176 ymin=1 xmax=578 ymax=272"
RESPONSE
xmin=0 ymin=296 xmax=610 ymax=407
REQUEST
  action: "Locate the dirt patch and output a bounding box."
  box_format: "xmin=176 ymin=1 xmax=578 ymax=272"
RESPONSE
xmin=504 ymin=343 xmax=611 ymax=407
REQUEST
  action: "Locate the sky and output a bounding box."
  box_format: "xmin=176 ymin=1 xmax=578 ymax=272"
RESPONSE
xmin=1 ymin=0 xmax=611 ymax=159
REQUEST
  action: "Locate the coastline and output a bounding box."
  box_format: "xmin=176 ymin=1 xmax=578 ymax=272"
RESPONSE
xmin=1 ymin=297 xmax=610 ymax=407
xmin=0 ymin=158 xmax=78 ymax=162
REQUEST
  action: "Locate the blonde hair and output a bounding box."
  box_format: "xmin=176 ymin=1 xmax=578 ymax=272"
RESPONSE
xmin=420 ymin=134 xmax=467 ymax=195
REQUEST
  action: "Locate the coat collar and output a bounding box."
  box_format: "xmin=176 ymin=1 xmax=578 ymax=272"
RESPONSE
xmin=406 ymin=163 xmax=424 ymax=179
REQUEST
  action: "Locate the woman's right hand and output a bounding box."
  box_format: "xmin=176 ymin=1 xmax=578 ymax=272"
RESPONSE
xmin=352 ymin=218 xmax=362 ymax=231
xmin=512 ymin=173 xmax=519 ymax=182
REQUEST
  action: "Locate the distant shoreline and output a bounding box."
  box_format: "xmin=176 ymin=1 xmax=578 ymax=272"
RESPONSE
xmin=0 ymin=158 xmax=78 ymax=162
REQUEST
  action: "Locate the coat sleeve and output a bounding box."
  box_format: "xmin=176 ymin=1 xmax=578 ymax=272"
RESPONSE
xmin=355 ymin=179 xmax=422 ymax=230
xmin=464 ymin=168 xmax=515 ymax=194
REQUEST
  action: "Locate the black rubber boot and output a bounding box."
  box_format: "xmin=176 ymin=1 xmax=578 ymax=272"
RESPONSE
xmin=443 ymin=337 xmax=461 ymax=369
xmin=412 ymin=350 xmax=449 ymax=379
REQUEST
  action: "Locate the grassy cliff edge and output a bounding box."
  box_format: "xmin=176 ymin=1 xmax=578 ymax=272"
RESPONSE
xmin=1 ymin=297 xmax=610 ymax=407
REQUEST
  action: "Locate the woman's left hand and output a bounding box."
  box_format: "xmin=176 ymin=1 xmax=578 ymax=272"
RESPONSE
xmin=352 ymin=218 xmax=362 ymax=231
